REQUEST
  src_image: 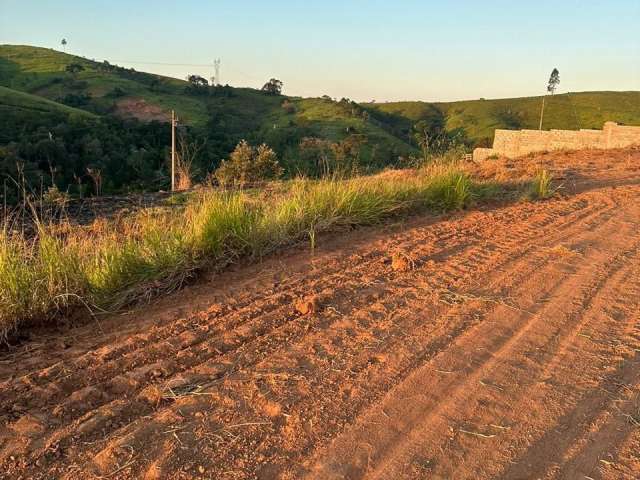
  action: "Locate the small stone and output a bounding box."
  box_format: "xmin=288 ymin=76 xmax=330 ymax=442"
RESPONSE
xmin=295 ymin=296 xmax=318 ymax=315
xmin=391 ymin=253 xmax=413 ymax=272
xmin=198 ymin=465 xmax=206 ymax=474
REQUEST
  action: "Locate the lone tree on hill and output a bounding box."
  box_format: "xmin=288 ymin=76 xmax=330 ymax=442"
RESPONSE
xmin=539 ymin=67 xmax=560 ymax=130
xmin=185 ymin=74 xmax=209 ymax=95
xmin=186 ymin=74 xmax=209 ymax=88
xmin=261 ymin=78 xmax=283 ymax=95
xmin=61 ymin=38 xmax=67 ymax=52
xmin=547 ymin=68 xmax=560 ymax=94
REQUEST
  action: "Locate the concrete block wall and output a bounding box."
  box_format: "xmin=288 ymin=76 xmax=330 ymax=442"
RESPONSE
xmin=473 ymin=122 xmax=640 ymax=161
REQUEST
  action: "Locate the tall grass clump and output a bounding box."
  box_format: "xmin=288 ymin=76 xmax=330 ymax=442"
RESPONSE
xmin=0 ymin=225 xmax=86 ymax=338
xmin=188 ymin=192 xmax=262 ymax=259
xmin=0 ymin=163 xmax=509 ymax=339
xmin=529 ymin=169 xmax=553 ymax=199
xmin=84 ymin=213 xmax=197 ymax=307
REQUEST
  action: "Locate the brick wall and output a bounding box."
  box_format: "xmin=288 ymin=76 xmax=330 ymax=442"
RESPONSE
xmin=473 ymin=122 xmax=640 ymax=161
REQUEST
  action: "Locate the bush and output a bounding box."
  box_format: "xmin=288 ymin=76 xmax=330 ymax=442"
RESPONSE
xmin=57 ymin=92 xmax=91 ymax=107
xmin=42 ymin=185 xmax=70 ymax=208
xmin=215 ymin=140 xmax=283 ymax=187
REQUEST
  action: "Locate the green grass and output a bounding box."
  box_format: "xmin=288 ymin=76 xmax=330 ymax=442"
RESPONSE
xmin=0 ymin=45 xmax=418 ymax=154
xmin=2 ymin=44 xmax=638 ymax=149
xmin=529 ymin=169 xmax=553 ymax=200
xmin=0 ymin=85 xmax=97 ymax=143
xmin=295 ymin=97 xmax=414 ymax=153
xmin=374 ymin=91 xmax=640 ymax=145
xmin=0 ymin=162 xmax=528 ymax=339
xmin=0 ymin=85 xmax=96 ymax=117
xmin=0 ymin=44 xmax=210 ymax=124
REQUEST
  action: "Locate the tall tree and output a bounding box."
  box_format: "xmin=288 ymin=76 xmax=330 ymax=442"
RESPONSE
xmin=61 ymin=38 xmax=67 ymax=52
xmin=539 ymin=67 xmax=560 ymax=130
xmin=547 ymin=68 xmax=560 ymax=94
xmin=261 ymin=78 xmax=283 ymax=95
xmin=186 ymin=74 xmax=209 ymax=88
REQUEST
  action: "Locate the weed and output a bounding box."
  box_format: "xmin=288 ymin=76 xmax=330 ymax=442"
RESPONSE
xmin=530 ymin=169 xmax=553 ymax=199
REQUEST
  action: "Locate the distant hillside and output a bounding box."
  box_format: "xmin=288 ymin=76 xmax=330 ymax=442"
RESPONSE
xmin=374 ymin=91 xmax=640 ymax=145
xmin=0 ymin=45 xmax=413 ymax=155
xmin=0 ymin=85 xmax=95 ymax=116
xmin=1 ymin=44 xmax=638 ymax=201
xmin=0 ymin=85 xmax=97 ymax=141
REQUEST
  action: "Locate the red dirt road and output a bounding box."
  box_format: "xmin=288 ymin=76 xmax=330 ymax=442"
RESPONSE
xmin=1 ymin=149 xmax=640 ymax=479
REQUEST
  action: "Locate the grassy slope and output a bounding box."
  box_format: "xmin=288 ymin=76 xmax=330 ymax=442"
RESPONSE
xmin=0 ymin=44 xmax=208 ymax=125
xmin=0 ymin=45 xmax=415 ymax=156
xmin=0 ymin=85 xmax=98 ymax=143
xmin=0 ymin=85 xmax=96 ymax=117
xmin=375 ymin=91 xmax=640 ymax=144
xmin=2 ymin=45 xmax=638 ymax=150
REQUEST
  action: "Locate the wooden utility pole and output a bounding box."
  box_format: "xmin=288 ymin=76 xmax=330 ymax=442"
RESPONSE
xmin=171 ymin=110 xmax=177 ymax=191
xmin=539 ymin=95 xmax=546 ymax=130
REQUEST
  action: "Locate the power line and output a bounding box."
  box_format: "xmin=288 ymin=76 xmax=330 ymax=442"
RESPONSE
xmin=102 ymin=57 xmax=263 ymax=86
xmin=108 ymin=59 xmax=215 ymax=67
xmin=213 ymin=59 xmax=221 ymax=86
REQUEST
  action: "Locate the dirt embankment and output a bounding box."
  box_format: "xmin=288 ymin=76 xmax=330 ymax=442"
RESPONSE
xmin=1 ymin=148 xmax=639 ymax=479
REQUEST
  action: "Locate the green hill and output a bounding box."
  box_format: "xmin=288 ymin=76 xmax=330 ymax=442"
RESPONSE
xmin=0 ymin=45 xmax=411 ymax=151
xmin=0 ymin=85 xmax=95 ymax=116
xmin=373 ymin=91 xmax=640 ymax=146
xmin=0 ymin=85 xmax=97 ymax=145
xmin=1 ymin=44 xmax=639 ymax=202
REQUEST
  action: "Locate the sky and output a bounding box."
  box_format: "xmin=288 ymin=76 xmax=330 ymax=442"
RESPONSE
xmin=1 ymin=0 xmax=639 ymax=102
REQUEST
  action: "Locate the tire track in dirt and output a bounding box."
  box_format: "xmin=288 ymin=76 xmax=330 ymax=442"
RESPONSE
xmin=1 ymin=150 xmax=639 ymax=479
xmin=0 ymin=195 xmax=628 ymax=476
xmin=304 ymin=191 xmax=640 ymax=480
xmin=0 ymin=192 xmax=610 ymax=424
xmin=77 ymin=195 xmax=636 ymax=476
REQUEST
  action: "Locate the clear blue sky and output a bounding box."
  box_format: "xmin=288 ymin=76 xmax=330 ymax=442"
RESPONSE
xmin=1 ymin=0 xmax=638 ymax=102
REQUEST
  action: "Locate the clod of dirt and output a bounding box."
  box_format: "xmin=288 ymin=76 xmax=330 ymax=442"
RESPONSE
xmin=391 ymin=253 xmax=414 ymax=272
xmin=295 ymin=296 xmax=319 ymax=315
xmin=137 ymin=385 xmax=163 ymax=405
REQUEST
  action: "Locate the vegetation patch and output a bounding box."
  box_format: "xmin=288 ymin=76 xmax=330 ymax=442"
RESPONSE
xmin=0 ymin=160 xmax=534 ymax=340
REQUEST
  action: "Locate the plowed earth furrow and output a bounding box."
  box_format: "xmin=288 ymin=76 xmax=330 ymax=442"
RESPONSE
xmin=1 ymin=149 xmax=639 ymax=479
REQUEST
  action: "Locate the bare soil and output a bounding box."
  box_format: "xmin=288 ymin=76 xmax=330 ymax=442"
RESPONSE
xmin=115 ymin=97 xmax=170 ymax=123
xmin=1 ymin=148 xmax=640 ymax=479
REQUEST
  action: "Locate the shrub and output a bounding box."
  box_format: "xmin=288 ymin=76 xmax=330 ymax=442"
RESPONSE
xmin=215 ymin=141 xmax=283 ymax=187
xmin=42 ymin=185 xmax=70 ymax=208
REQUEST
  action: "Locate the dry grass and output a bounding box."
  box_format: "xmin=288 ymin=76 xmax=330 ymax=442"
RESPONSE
xmin=0 ymin=162 xmax=533 ymax=339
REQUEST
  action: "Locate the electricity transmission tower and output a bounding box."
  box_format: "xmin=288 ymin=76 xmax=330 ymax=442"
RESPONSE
xmin=213 ymin=59 xmax=221 ymax=86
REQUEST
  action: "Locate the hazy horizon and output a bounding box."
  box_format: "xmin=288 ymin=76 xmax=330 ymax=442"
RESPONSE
xmin=1 ymin=0 xmax=639 ymax=102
